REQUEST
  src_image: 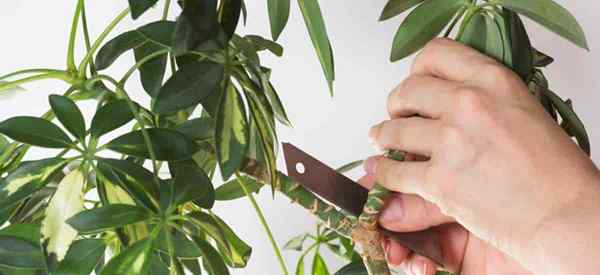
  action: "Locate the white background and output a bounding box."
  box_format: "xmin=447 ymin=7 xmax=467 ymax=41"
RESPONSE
xmin=0 ymin=1 xmax=598 ymax=274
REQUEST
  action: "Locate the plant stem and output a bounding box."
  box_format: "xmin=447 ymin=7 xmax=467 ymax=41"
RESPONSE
xmin=242 ymin=160 xmax=356 ymax=236
xmin=0 ymin=72 xmax=74 ymax=92
xmin=78 ymin=7 xmax=130 ymax=78
xmin=80 ymin=0 xmax=98 ymax=76
xmin=236 ymin=172 xmax=290 ymax=275
xmin=162 ymin=0 xmax=172 ymax=20
xmin=0 ymin=69 xmax=65 ymax=81
xmin=119 ymin=49 xmax=170 ymax=84
xmin=444 ymin=5 xmax=467 ymax=37
xmin=87 ymin=74 xmax=161 ymax=186
xmin=456 ymin=4 xmax=480 ymax=39
xmin=355 ymin=184 xmax=392 ymax=275
xmin=67 ymin=0 xmax=83 ymax=72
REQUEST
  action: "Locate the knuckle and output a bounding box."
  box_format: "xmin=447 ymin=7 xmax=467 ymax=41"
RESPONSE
xmin=375 ymin=120 xmax=393 ymax=147
xmin=412 ymin=38 xmax=452 ymax=70
xmin=455 ymin=87 xmax=487 ymax=114
xmin=438 ymin=124 xmax=465 ymax=148
xmin=481 ymin=63 xmax=518 ymax=84
xmin=423 ymin=38 xmax=453 ymax=55
xmin=387 ymin=77 xmax=416 ymax=116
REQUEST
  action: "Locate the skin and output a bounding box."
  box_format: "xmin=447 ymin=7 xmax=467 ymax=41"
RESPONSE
xmin=363 ymin=38 xmax=600 ymax=275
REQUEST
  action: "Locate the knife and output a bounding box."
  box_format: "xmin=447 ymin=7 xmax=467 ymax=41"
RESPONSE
xmin=282 ymin=142 xmax=444 ymax=266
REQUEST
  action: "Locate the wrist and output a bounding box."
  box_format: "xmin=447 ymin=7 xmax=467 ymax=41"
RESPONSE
xmin=530 ymin=171 xmax=600 ymax=275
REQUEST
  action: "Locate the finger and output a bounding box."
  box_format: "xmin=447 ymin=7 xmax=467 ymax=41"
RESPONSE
xmin=367 ymin=156 xmax=433 ymax=200
xmin=383 ymin=238 xmax=410 ymax=267
xmin=379 ymin=193 xmax=454 ymax=232
xmin=388 ymin=75 xmax=459 ymax=119
xmin=369 ymin=117 xmax=440 ymax=156
xmin=411 ymin=38 xmax=498 ymax=83
xmin=404 ymin=255 xmax=438 ymax=275
xmin=357 ymin=174 xmax=377 ymax=189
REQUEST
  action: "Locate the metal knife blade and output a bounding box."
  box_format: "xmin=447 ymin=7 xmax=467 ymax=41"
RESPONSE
xmin=283 ymin=142 xmax=368 ymax=216
xmin=282 ymin=142 xmax=445 ymax=266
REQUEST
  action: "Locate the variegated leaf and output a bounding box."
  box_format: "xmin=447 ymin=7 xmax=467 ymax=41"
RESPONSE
xmin=41 ymin=169 xmax=85 ymax=266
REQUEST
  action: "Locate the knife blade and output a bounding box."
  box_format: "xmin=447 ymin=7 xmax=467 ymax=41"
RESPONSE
xmin=282 ymin=142 xmax=444 ymax=266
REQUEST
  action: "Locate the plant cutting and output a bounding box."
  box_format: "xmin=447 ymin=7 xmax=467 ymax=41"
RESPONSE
xmin=0 ymin=0 xmax=590 ymax=275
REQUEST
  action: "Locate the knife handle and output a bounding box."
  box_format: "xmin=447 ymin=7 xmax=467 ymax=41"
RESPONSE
xmin=379 ymin=226 xmax=445 ymax=266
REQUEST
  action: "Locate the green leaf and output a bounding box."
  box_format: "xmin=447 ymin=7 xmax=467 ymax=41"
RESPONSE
xmin=283 ymin=234 xmax=307 ymax=251
xmin=219 ymin=0 xmax=243 ymax=39
xmin=312 ymin=253 xmax=330 ymax=275
xmin=53 ymin=239 xmax=106 ymax=275
xmin=295 ymin=255 xmax=305 ymax=275
xmin=533 ymin=48 xmax=554 ymax=67
xmin=298 ymin=0 xmax=335 ymax=93
xmin=131 ymin=22 xmax=174 ymax=97
xmin=334 ymin=262 xmax=368 ymax=275
xmin=155 ymin=231 xmax=202 ymax=258
xmin=174 ymin=117 xmax=215 ymax=142
xmin=497 ymin=0 xmax=588 ymax=49
xmin=0 ymin=158 xmax=68 ymax=210
xmin=0 ymin=135 xmax=8 ymax=153
xmin=0 ymin=224 xmax=41 ymax=244
xmin=137 ymin=20 xmax=176 ymax=47
xmin=41 ymin=169 xmax=85 ymax=267
xmin=67 ymin=204 xmax=151 ymax=235
xmin=172 ymin=0 xmax=220 ymax=56
xmin=215 ymin=83 xmax=249 ymax=180
xmin=390 ymin=0 xmax=465 ymax=61
xmin=182 ymin=259 xmax=203 ymax=275
xmin=135 ymin=42 xmax=168 ymax=98
xmin=259 ymin=70 xmax=290 ymax=126
xmin=128 ymin=0 xmax=159 ymax=19
xmin=103 ymin=179 xmax=152 ymax=243
xmin=49 ymin=95 xmax=86 ymax=140
xmin=336 ymin=160 xmax=364 ymax=174
xmin=97 ymin=158 xmax=160 ymax=211
xmin=106 ymin=128 xmax=200 ymax=161
xmin=190 ymin=237 xmax=230 ymax=275
xmin=95 ymin=31 xmax=146 ymax=70
xmin=232 ymin=35 xmax=260 ymax=65
xmin=503 ymin=10 xmax=534 ymax=79
xmin=214 ymin=176 xmax=263 ymax=201
xmin=188 ymin=212 xmax=252 ymax=268
xmin=0 ymin=236 xmax=45 ymax=269
xmin=267 ymin=0 xmax=291 ymax=40
xmin=244 ymin=88 xmax=278 ymax=191
xmin=245 ymin=35 xmax=284 ymax=57
xmin=169 ymin=160 xmax=215 ymax=208
xmin=379 ymin=0 xmax=426 ymax=21
xmin=0 ymin=117 xmax=72 ymax=148
xmin=90 ymin=99 xmax=135 ymax=137
xmin=458 ymin=12 xmax=505 ymax=62
xmin=99 ymin=238 xmax=154 ymax=275
xmin=155 ymin=61 xmax=224 ymax=114
xmin=546 ymin=89 xmax=590 ymax=155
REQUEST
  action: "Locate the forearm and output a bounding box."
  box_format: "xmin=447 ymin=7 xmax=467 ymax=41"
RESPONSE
xmin=531 ymin=174 xmax=600 ymax=275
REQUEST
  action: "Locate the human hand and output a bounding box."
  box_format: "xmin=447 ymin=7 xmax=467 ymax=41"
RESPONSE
xmin=365 ymin=38 xmax=600 ymax=275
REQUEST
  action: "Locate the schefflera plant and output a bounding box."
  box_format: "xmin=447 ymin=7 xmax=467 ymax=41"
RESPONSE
xmin=0 ymin=0 xmax=340 ymax=275
xmin=0 ymin=1 xmax=591 ymax=275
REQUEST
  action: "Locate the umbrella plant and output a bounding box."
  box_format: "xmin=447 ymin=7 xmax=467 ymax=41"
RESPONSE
xmin=0 ymin=0 xmax=589 ymax=275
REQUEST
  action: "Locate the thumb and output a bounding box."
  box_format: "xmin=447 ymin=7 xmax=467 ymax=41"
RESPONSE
xmin=379 ymin=193 xmax=454 ymax=232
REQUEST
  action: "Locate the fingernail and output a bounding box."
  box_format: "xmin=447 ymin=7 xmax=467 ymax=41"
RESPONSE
xmin=410 ymin=261 xmax=427 ymax=275
xmin=363 ymin=157 xmax=378 ymax=175
xmin=380 ymin=196 xmax=404 ymax=223
xmin=425 ymin=263 xmax=436 ymax=275
xmin=369 ymin=124 xmax=383 ymax=151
